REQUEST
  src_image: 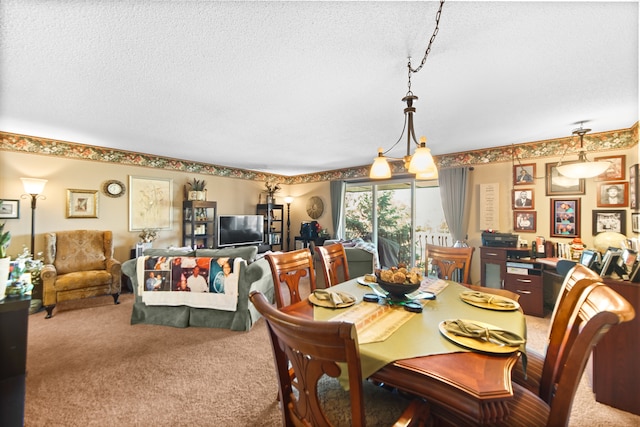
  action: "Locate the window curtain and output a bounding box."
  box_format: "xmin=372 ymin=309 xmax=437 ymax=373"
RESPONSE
xmin=330 ymin=180 xmax=345 ymax=239
xmin=438 ymin=167 xmax=472 ymax=244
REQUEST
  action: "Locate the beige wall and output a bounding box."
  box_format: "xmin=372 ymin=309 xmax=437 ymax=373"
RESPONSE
xmin=464 ymin=145 xmax=638 ymax=285
xmin=2 ymin=142 xmax=637 ymax=285
xmin=1 ymin=151 xmax=332 ymax=261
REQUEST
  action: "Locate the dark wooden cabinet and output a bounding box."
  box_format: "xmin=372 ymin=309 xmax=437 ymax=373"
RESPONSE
xmin=182 ymin=201 xmax=217 ymax=249
xmin=0 ymin=295 xmax=30 ymax=427
xmin=480 ymin=247 xmax=544 ymax=317
xmin=504 ymin=260 xmax=544 ymax=317
xmin=592 ymin=279 xmax=639 ymax=415
xmin=256 ymin=203 xmax=283 ymax=251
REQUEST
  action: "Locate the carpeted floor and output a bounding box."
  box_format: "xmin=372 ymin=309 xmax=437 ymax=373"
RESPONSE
xmin=23 ymin=294 xmax=640 ymax=426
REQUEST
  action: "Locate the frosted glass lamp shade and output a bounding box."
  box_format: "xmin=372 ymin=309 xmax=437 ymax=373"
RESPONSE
xmin=21 ymin=177 xmax=48 ymax=194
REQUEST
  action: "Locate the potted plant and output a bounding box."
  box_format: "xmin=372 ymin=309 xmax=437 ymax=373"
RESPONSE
xmin=264 ymin=181 xmax=281 ymax=204
xmin=186 ymin=178 xmax=207 ymax=201
xmin=0 ymin=222 xmax=11 ymax=299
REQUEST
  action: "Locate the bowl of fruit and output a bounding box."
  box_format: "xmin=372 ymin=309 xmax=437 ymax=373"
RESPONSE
xmin=375 ymin=265 xmax=422 ymax=300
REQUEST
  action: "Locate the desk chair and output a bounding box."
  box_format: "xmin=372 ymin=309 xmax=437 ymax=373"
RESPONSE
xmin=265 ymin=248 xmax=316 ymax=309
xmin=250 ymin=291 xmax=429 ymax=427
xmin=316 ymin=243 xmax=350 ymax=287
xmin=425 ymin=244 xmax=474 ymax=284
xmin=428 ymin=282 xmax=634 ymax=427
xmin=511 ymin=264 xmax=602 ymax=394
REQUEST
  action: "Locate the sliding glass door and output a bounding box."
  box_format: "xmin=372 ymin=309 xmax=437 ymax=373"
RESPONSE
xmin=344 ymin=179 xmax=450 ymax=271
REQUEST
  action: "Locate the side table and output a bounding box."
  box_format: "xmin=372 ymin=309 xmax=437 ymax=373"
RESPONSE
xmin=0 ymin=294 xmax=31 ymax=427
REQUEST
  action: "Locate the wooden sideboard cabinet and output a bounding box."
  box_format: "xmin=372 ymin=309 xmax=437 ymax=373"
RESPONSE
xmin=592 ymin=279 xmax=639 ymax=415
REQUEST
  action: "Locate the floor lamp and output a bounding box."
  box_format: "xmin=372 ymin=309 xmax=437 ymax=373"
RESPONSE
xmin=20 ymin=178 xmax=48 ymax=256
xmin=284 ymin=196 xmax=293 ymax=251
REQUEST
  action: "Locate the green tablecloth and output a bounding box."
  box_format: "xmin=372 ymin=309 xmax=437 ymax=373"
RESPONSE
xmin=314 ymin=279 xmax=526 ymax=385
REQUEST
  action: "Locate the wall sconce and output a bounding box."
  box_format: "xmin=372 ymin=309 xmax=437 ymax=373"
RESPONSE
xmin=284 ymin=196 xmax=294 ymax=251
xmin=20 ymin=177 xmax=47 ymax=256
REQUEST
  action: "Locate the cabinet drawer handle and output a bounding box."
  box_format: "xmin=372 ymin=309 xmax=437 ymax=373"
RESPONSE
xmin=516 ymin=289 xmax=532 ymax=295
xmin=516 ymin=278 xmax=532 ymax=283
xmin=486 ymin=252 xmax=499 ymax=257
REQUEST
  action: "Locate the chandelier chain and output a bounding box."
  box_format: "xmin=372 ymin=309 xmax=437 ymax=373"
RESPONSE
xmin=408 ymin=0 xmax=445 ymax=89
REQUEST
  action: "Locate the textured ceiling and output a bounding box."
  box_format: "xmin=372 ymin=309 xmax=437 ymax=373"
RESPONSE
xmin=0 ymin=1 xmax=638 ymax=176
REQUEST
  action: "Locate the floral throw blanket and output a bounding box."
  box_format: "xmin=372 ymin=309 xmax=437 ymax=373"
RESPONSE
xmin=136 ymin=256 xmax=244 ymax=311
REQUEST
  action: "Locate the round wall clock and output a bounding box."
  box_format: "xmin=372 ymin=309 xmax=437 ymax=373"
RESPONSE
xmin=103 ymin=180 xmax=126 ymax=198
xmin=306 ymin=196 xmax=324 ymax=219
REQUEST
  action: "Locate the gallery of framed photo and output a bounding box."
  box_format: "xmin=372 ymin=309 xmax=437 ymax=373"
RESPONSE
xmin=592 ymin=210 xmax=626 ymax=235
xmin=594 ymin=155 xmax=625 ymax=181
xmin=596 ymin=181 xmax=628 ymax=207
xmin=550 ymin=198 xmax=580 ymax=238
xmin=129 ymin=176 xmax=173 ymax=231
xmin=66 ymin=189 xmax=98 ymax=218
xmin=0 ymin=199 xmax=19 ymax=219
xmin=512 ymin=189 xmax=534 ymax=209
xmin=632 ymin=213 xmax=640 ymax=233
xmin=545 ymin=162 xmax=585 ymax=196
xmin=513 ymin=163 xmax=535 ymax=186
xmin=630 ymin=164 xmax=638 ymax=210
xmin=514 ymin=211 xmax=536 ymax=233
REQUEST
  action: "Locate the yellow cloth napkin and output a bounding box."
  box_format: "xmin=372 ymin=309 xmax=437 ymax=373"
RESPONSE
xmin=313 ymin=289 xmax=355 ymax=307
xmin=442 ymin=319 xmax=525 ymax=347
xmin=460 ymin=290 xmax=517 ymax=309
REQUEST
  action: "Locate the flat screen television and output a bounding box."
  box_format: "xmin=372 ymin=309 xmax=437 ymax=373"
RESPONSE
xmin=217 ymin=215 xmax=264 ymax=247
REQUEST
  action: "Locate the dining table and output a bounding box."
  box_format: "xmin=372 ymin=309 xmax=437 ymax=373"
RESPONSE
xmin=281 ymin=277 xmax=527 ymax=425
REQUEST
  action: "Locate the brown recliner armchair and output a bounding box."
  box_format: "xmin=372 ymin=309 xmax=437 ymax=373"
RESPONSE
xmin=41 ymin=230 xmax=121 ymax=318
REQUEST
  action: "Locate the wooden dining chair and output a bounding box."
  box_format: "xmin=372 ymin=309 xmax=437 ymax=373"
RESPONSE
xmin=316 ymin=243 xmax=351 ymax=288
xmin=265 ymin=248 xmax=317 ymax=309
xmin=425 ymin=244 xmax=474 ymax=284
xmin=427 ymin=282 xmax=635 ymax=427
xmin=511 ymin=263 xmax=602 ymax=394
xmin=249 ymin=291 xmax=429 ymax=427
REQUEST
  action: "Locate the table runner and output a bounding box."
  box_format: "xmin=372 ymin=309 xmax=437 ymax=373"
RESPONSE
xmin=314 ymin=278 xmax=526 ymax=386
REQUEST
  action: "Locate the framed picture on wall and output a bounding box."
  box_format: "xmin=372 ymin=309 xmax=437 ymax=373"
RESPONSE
xmin=512 ymin=189 xmax=534 ymax=209
xmin=129 ymin=176 xmax=173 ymax=231
xmin=545 ymin=163 xmax=585 ymax=196
xmin=592 ymin=210 xmax=626 ymax=235
xmin=596 ymin=181 xmax=628 ymax=207
xmin=594 ymin=155 xmax=625 ymax=181
xmin=630 ymin=164 xmax=638 ymax=210
xmin=550 ymin=198 xmax=580 ymax=238
xmin=0 ymin=199 xmax=19 ymax=219
xmin=632 ymin=213 xmax=640 ymax=233
xmin=66 ymin=189 xmax=98 ymax=218
xmin=514 ymin=211 xmax=536 ymax=233
xmin=513 ymin=163 xmax=535 ymax=186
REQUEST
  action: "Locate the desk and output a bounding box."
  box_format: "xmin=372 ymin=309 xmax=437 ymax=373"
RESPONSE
xmin=283 ymin=279 xmax=525 ymax=425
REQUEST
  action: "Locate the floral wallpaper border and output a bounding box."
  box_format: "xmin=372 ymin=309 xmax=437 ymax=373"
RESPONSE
xmin=1 ymin=123 xmax=637 ymax=185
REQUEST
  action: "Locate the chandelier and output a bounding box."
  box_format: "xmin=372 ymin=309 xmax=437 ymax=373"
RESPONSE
xmin=556 ymin=124 xmax=611 ymax=179
xmin=369 ymin=0 xmax=445 ymax=180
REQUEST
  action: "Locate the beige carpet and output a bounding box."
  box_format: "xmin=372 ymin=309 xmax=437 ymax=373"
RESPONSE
xmin=24 ymin=294 xmax=639 ymax=426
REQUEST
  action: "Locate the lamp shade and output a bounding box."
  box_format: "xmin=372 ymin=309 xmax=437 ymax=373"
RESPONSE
xmin=284 ymin=196 xmax=294 ymax=204
xmin=408 ymin=137 xmax=437 ymax=176
xmin=369 ymin=149 xmax=392 ymax=179
xmin=556 ymin=154 xmax=611 ymax=179
xmin=21 ymin=177 xmax=47 ymax=194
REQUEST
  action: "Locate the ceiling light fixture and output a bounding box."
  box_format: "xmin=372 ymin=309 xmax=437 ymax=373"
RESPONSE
xmin=556 ymin=124 xmax=611 ymax=179
xmin=369 ymin=0 xmax=445 ymax=180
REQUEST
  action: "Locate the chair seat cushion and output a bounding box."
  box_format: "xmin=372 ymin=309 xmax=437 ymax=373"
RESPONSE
xmin=55 ymin=270 xmax=113 ymax=291
xmin=511 ymin=347 xmax=544 ymax=394
xmin=495 ymin=382 xmax=550 ymax=427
